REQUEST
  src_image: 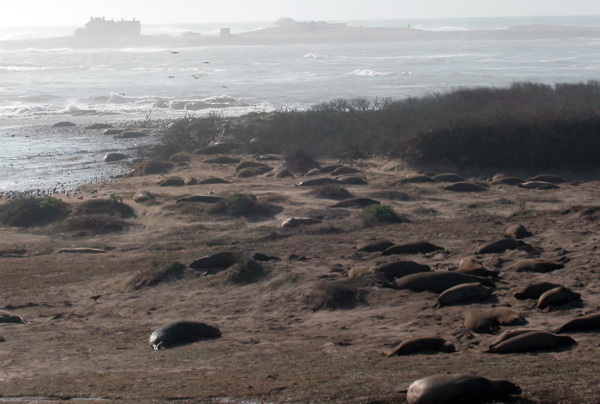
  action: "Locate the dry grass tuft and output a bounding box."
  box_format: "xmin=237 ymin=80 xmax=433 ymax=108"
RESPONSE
xmin=127 ymin=261 xmax=188 ymax=290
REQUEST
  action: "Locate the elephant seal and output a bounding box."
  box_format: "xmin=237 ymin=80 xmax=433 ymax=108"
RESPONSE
xmin=281 ymin=217 xmax=322 ymax=228
xmin=527 ymin=174 xmax=565 ymax=184
xmin=464 ymin=309 xmax=499 ymax=334
xmin=355 ymin=240 xmax=395 ymax=253
xmin=443 ymin=182 xmax=487 ymax=192
xmin=434 ymin=282 xmax=492 ymax=308
xmin=456 ymin=257 xmax=499 ymax=277
xmin=463 ymin=307 xmax=524 ymax=333
xmin=405 ymin=374 xmax=521 ymax=404
xmin=381 ymin=241 xmax=444 ymax=256
xmin=514 ymin=282 xmax=563 ymax=300
xmin=336 ymin=175 xmax=368 ymax=185
xmin=504 ymin=224 xmax=533 ymax=239
xmin=203 ymin=156 xmax=240 ymax=164
xmin=554 ymin=312 xmax=600 ymax=333
xmin=197 ymin=177 xmax=230 ymax=185
xmin=517 ymin=181 xmax=560 ymax=190
xmin=398 ymin=174 xmax=434 ymax=184
xmin=330 ymin=166 xmax=360 ymax=176
xmin=176 ymin=195 xmax=223 ymax=204
xmin=188 ymin=251 xmax=238 ymax=271
xmin=484 ymin=331 xmax=575 ymax=354
xmin=486 ymin=307 xmax=527 ymax=326
xmin=514 ymin=259 xmax=564 ymax=273
xmin=158 ymin=176 xmax=185 ymax=187
xmin=476 ymin=238 xmax=526 ymax=254
xmin=297 ymin=178 xmax=341 ymax=186
xmin=347 ymin=266 xmax=373 ymax=279
xmin=396 ymin=272 xmax=494 ymax=294
xmin=149 ymin=321 xmax=221 ymax=350
xmin=0 ymin=310 xmax=27 ymax=324
xmin=537 ymin=287 xmax=581 ymax=310
xmin=235 ymin=161 xmax=271 ymax=172
xmin=387 ymin=336 xmax=455 ymax=356
xmin=372 ymin=260 xmax=431 ymax=279
xmin=432 ymin=173 xmax=465 ymax=183
xmin=488 ymin=329 xmax=543 ymax=349
xmin=492 ymin=176 xmax=525 ymax=186
xmin=330 ymin=197 xmax=380 ymax=208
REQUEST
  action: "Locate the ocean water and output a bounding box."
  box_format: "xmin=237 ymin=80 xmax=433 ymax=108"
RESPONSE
xmin=1 ymin=16 xmax=600 ymax=192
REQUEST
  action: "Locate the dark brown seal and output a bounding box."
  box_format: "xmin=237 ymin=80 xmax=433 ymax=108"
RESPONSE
xmin=355 ymin=240 xmax=395 ymax=253
xmin=434 ymin=283 xmax=492 ymax=308
xmin=514 ymin=282 xmax=563 ymax=300
xmin=517 ymin=181 xmax=560 ymax=189
xmin=372 ymin=260 xmax=431 ymax=279
xmin=297 ymin=177 xmax=342 ymax=186
xmin=387 ymin=337 xmax=455 ymax=356
xmin=527 ymin=174 xmax=565 ymax=184
xmin=504 ymin=224 xmax=533 ymax=239
xmin=398 ymin=174 xmax=434 ymax=184
xmin=476 ymin=238 xmax=525 ymax=254
xmin=0 ymin=310 xmax=27 ymax=324
xmin=443 ymin=182 xmax=487 ymax=192
xmin=464 ymin=309 xmax=499 ymax=334
xmin=149 ymin=321 xmax=221 ymax=350
xmin=330 ymin=197 xmax=380 ymax=208
xmin=537 ymin=287 xmax=581 ymax=310
xmin=486 ymin=307 xmax=527 ymax=326
xmin=396 ymin=272 xmax=495 ymax=294
xmin=492 ymin=176 xmax=525 ymax=186
xmin=432 ymin=173 xmax=466 ymax=183
xmin=514 ymin=259 xmax=564 ymax=273
xmin=405 ymin=374 xmax=521 ymax=404
xmin=381 ymin=241 xmax=444 ymax=256
xmin=484 ymin=331 xmax=575 ymax=354
xmin=488 ymin=329 xmax=543 ymax=349
xmin=554 ymin=312 xmax=600 ymax=333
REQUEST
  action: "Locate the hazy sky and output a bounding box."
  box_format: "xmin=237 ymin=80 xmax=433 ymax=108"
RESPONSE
xmin=3 ymin=0 xmax=600 ymax=27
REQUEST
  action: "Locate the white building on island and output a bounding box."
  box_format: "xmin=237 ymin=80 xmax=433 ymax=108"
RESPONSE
xmin=75 ymin=17 xmax=141 ymax=38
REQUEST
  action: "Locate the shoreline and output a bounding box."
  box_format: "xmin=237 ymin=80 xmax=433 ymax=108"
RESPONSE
xmin=2 ymin=23 xmax=600 ymax=50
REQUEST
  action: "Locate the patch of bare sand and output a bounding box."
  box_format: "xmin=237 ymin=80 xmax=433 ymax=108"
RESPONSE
xmin=0 ymin=154 xmax=598 ymax=403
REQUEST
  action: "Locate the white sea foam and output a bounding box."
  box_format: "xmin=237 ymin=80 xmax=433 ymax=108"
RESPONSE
xmin=348 ymin=69 xmax=394 ymax=77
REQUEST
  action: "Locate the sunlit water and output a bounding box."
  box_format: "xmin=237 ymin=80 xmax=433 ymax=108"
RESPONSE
xmin=1 ymin=16 xmax=600 ymax=192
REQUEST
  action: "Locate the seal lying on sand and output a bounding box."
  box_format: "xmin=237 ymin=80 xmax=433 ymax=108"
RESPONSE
xmin=0 ymin=310 xmax=27 ymax=324
xmin=554 ymin=312 xmax=600 ymax=333
xmin=484 ymin=331 xmax=575 ymax=354
xmin=476 ymin=238 xmax=526 ymax=254
xmin=514 ymin=282 xmax=563 ymax=300
xmin=434 ymin=282 xmax=492 ymax=308
xmin=537 ymin=287 xmax=581 ymax=310
xmin=381 ymin=241 xmax=444 ymax=256
xmin=387 ymin=336 xmax=455 ymax=356
xmin=372 ymin=260 xmax=431 ymax=279
xmin=149 ymin=321 xmax=221 ymax=350
xmin=405 ymin=374 xmax=521 ymax=404
xmin=464 ymin=307 xmax=526 ymax=334
xmin=514 ymin=259 xmax=564 ymax=273
xmin=396 ymin=272 xmax=495 ymax=294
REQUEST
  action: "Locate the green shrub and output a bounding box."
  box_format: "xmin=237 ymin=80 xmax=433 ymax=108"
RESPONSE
xmin=360 ymin=204 xmax=408 ymax=227
xmin=162 ymin=111 xmax=223 ymax=152
xmin=308 ymin=184 xmax=353 ymax=200
xmin=225 ymin=259 xmax=266 ymax=284
xmin=0 ymin=196 xmax=70 ymax=227
xmin=60 ymin=214 xmax=130 ymax=235
xmin=128 ymin=261 xmax=187 ymax=290
xmin=310 ymin=281 xmax=367 ymax=310
xmin=75 ymin=199 xmax=135 ymax=218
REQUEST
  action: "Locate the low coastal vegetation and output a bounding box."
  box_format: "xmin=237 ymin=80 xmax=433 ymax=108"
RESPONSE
xmin=162 ymin=80 xmax=600 ymax=171
xmin=0 ymin=196 xmax=69 ymax=227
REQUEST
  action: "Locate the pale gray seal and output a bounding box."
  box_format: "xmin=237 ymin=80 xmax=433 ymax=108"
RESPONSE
xmin=405 ymin=374 xmax=521 ymax=404
xmin=149 ymin=321 xmax=221 ymax=350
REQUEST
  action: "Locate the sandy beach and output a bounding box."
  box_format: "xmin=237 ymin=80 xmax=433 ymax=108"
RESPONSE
xmin=0 ymin=133 xmax=598 ymax=402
